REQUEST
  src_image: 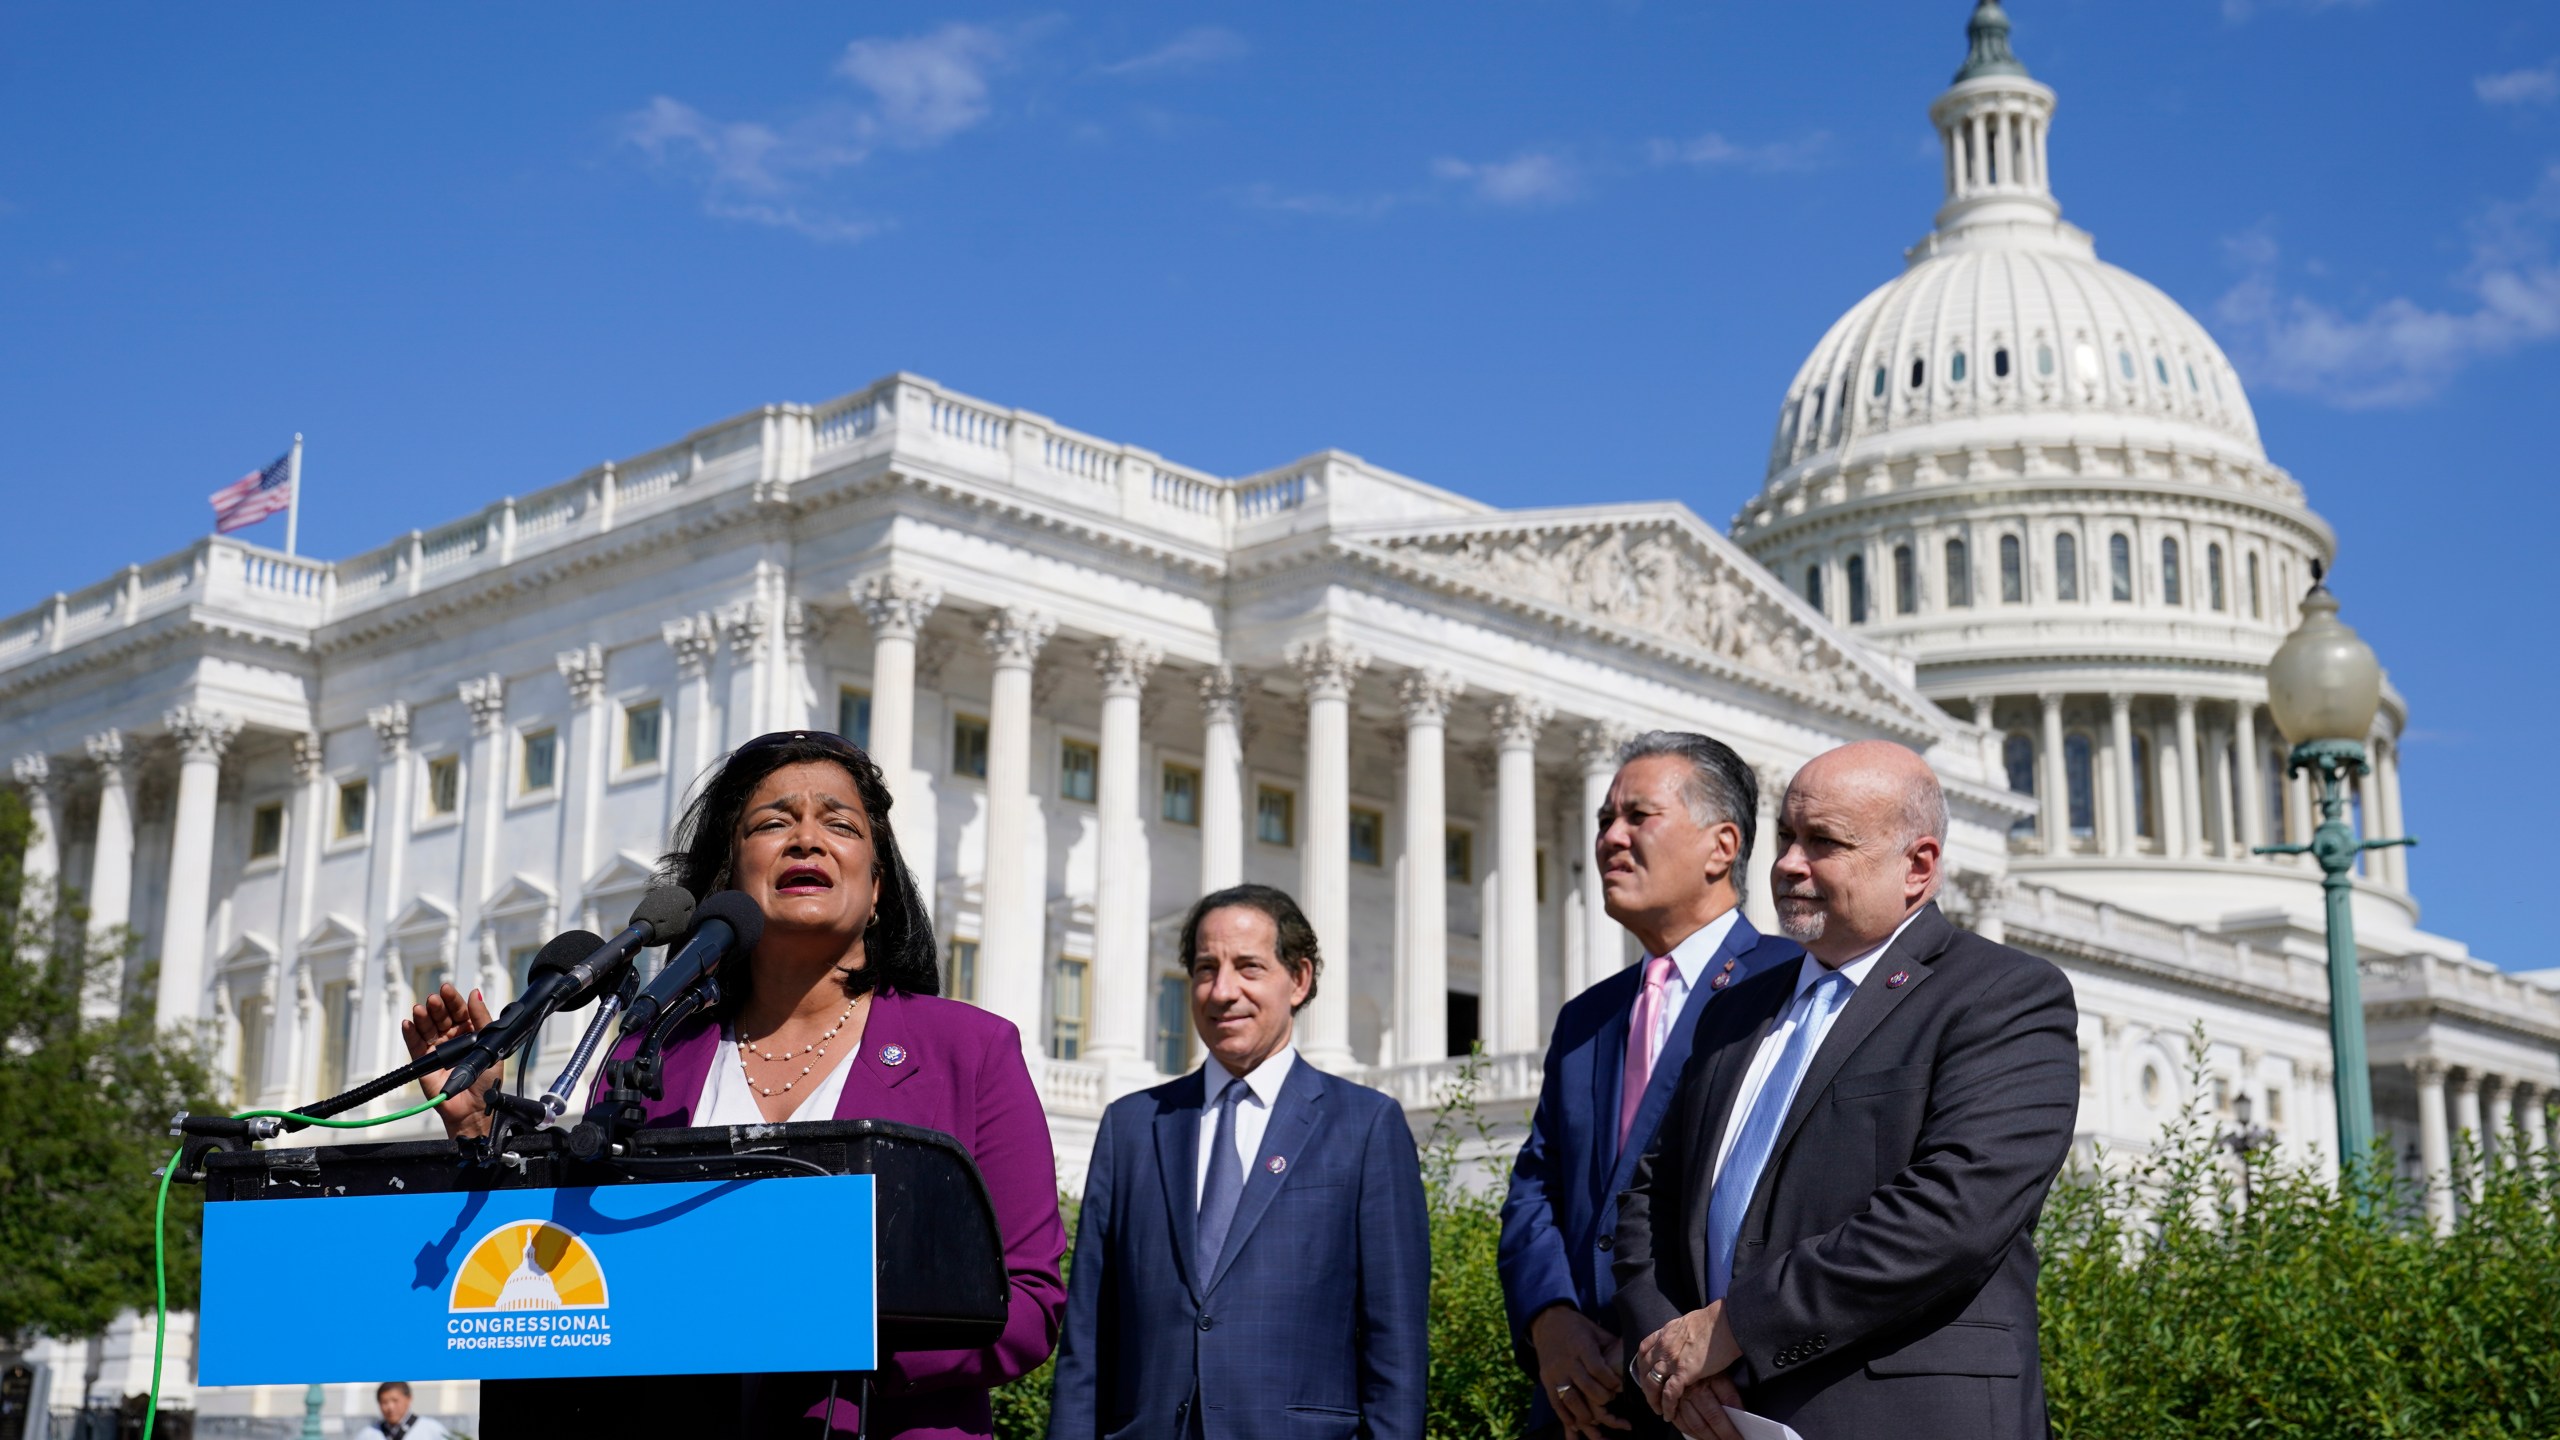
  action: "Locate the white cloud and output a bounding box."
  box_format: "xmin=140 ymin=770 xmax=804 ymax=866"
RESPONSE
xmin=1430 ymin=150 xmax=1580 ymax=206
xmin=2477 ymin=63 xmax=2560 ymax=107
xmin=836 ymin=23 xmax=1016 ymax=144
xmin=1099 ymin=26 xmax=1248 ymax=77
xmin=2214 ymin=166 xmax=2560 ymax=407
xmin=1648 ymin=130 xmax=1831 ymax=174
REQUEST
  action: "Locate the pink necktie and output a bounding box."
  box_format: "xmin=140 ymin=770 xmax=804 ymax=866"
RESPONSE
xmin=1619 ymin=954 xmax=1680 ymax=1149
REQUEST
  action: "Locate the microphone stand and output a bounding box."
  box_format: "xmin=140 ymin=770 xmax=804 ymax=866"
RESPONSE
xmin=568 ymin=970 xmax=723 ymax=1162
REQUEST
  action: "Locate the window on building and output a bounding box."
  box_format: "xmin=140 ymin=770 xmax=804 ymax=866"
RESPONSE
xmin=2265 ymin=748 xmax=2289 ymax=843
xmin=1059 ymin=738 xmax=1099 ymax=803
xmin=2109 ymin=534 xmax=2133 ymax=602
xmin=952 ymin=714 xmax=990 ymax=779
xmin=2155 ymin=355 xmax=2171 ymax=385
xmin=2208 ymin=543 xmax=2227 ymax=612
xmin=2118 ymin=349 xmax=2136 ymax=380
xmin=425 ymin=755 xmax=460 ymax=819
xmin=233 ymin=994 xmax=269 ymax=1104
xmin=2055 ymin=533 xmax=2080 ymax=602
xmin=1445 ymin=827 xmax=1474 ymax=883
xmin=1049 ymin=953 xmax=1090 ymax=1059
xmin=2000 ymin=534 xmax=2023 ymax=603
xmin=335 ymin=778 xmax=369 ymax=840
xmin=1804 ymin=565 xmax=1824 ymax=614
xmin=2247 ymin=552 xmax=2264 ymax=619
xmin=1446 ymin=992 xmax=1481 ymax=1055
xmin=1871 ymin=366 xmax=1887 ymax=398
xmin=2161 ymin=537 xmax=2183 ymax=606
xmin=319 ymin=980 xmax=356 ymax=1096
xmin=623 ymin=702 xmax=663 ymax=769
xmin=1995 ymin=347 xmax=2011 ymax=378
xmin=1256 ymin=786 xmax=1296 ymax=847
xmin=1909 ymin=358 xmax=1926 ymax=390
xmin=1154 ymin=971 xmax=1192 ymax=1074
xmin=2266 ymin=1087 xmax=2286 ymax=1127
xmin=2131 ymin=732 xmax=2157 ymax=840
xmin=1944 ymin=538 xmax=1972 ymax=608
xmin=1161 ymin=762 xmax=1200 ymax=825
xmin=520 ymin=728 xmax=558 ymax=794
xmin=248 ymin=801 xmax=284 ymax=861
xmin=2038 ymin=343 xmax=2056 ymax=376
xmin=1349 ymin=807 xmax=1385 ymax=867
xmin=1892 ymin=545 xmax=1917 ymax=616
xmin=1847 ymin=554 xmax=1870 ymax=623
xmin=2003 ymin=732 xmax=2037 ymax=840
xmin=2187 ymin=363 xmax=2201 ymax=392
xmin=1950 ymin=350 xmax=1967 ymax=383
xmin=2141 ymin=1063 xmax=2164 ymax=1107
xmin=948 ymin=939 xmax=980 ymax=1003
xmin=835 ymin=688 xmax=871 ymax=750
xmin=2065 ymin=733 xmax=2095 ymax=839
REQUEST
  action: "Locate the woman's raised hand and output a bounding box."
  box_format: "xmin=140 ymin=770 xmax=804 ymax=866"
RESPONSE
xmin=401 ymin=981 xmax=497 ymax=1140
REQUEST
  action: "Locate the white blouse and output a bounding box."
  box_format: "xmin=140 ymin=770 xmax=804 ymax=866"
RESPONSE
xmin=695 ymin=1025 xmax=855 ymax=1126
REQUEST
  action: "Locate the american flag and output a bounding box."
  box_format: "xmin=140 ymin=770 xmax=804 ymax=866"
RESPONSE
xmin=209 ymin=451 xmax=293 ymax=534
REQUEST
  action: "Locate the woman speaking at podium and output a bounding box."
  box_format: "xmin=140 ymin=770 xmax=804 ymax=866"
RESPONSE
xmin=404 ymin=729 xmax=1066 ymax=1437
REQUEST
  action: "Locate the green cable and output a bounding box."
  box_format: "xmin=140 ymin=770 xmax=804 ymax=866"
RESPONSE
xmin=146 ymin=1096 xmax=446 ymax=1440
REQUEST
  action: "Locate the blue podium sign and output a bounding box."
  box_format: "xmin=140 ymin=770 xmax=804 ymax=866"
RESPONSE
xmin=199 ymin=1174 xmax=875 ymax=1384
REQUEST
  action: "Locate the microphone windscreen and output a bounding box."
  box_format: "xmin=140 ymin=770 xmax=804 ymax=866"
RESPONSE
xmin=691 ymin=890 xmax=767 ymax=954
xmin=527 ymin=930 xmax=607 ymax=981
xmin=628 ymin=885 xmax=698 ymax=946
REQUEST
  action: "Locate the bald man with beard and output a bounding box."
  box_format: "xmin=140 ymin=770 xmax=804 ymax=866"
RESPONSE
xmin=1612 ymin=741 xmax=2080 ymax=1440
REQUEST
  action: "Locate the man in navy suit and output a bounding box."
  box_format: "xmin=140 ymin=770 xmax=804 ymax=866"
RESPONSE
xmin=1049 ymin=883 xmax=1430 ymax=1440
xmin=1500 ymin=732 xmax=1800 ymax=1440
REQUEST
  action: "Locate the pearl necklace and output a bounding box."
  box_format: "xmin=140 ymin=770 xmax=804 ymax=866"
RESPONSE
xmin=738 ymin=995 xmax=861 ymax=1098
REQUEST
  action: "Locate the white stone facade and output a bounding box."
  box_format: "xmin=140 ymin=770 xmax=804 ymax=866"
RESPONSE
xmin=5 ymin=2 xmax=2553 ymax=1424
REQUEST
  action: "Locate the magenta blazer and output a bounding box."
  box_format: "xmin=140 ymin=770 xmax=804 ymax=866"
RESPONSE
xmin=602 ymin=987 xmax=1067 ymax=1438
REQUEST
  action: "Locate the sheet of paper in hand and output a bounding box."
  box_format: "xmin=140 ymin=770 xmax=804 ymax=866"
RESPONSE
xmin=1686 ymin=1409 xmax=1805 ymax=1440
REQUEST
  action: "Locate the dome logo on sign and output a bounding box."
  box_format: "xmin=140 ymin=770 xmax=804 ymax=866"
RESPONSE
xmin=450 ymin=1221 xmax=610 ymax=1312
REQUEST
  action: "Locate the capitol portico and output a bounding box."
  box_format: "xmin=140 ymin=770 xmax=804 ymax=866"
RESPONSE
xmin=5 ymin=2 xmax=2559 ymax=1426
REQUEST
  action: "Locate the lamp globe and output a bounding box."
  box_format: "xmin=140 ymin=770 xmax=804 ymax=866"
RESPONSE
xmin=2264 ymin=584 xmax=2383 ymax=745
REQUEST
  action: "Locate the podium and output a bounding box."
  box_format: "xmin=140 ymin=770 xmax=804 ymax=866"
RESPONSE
xmin=194 ymin=1117 xmax=1009 ymax=1438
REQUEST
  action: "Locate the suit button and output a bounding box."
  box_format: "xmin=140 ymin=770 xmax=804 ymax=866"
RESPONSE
xmin=1597 ymin=1235 xmax=1615 ymax=1252
xmin=1198 ymin=1315 xmax=1213 ymax=1331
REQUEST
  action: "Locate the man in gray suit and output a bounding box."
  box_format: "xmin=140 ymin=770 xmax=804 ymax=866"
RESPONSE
xmin=1614 ymin=741 xmax=2079 ymax=1440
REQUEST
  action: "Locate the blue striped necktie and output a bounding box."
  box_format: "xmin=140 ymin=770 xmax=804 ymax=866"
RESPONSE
xmin=1196 ymin=1076 xmax=1248 ymax=1272
xmin=1706 ymin=969 xmax=1856 ymax=1300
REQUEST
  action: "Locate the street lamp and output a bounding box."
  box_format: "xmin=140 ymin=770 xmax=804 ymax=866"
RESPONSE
xmin=2255 ymin=576 xmax=2414 ymax=1168
xmin=2222 ymin=1091 xmax=2275 ymax=1206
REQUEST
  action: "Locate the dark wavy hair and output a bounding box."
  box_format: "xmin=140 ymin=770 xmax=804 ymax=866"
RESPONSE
xmin=1177 ymin=883 xmax=1322 ymax=1012
xmin=660 ymin=730 xmax=939 ymax=1014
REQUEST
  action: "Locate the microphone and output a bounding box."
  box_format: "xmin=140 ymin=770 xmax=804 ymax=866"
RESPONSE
xmin=436 ymin=887 xmax=698 ymax=1100
xmin=551 ymin=885 xmax=698 ymax=1009
xmin=619 ymin=890 xmax=766 ymax=1040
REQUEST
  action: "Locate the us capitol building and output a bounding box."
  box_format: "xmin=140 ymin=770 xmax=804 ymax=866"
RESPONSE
xmin=6 ymin=3 xmax=2554 ymax=1426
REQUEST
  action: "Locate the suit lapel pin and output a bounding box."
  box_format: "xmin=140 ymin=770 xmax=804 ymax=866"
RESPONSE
xmin=1265 ymin=1155 xmax=1288 ymax=1176
xmin=1886 ymin=970 xmax=1911 ymax=989
xmin=879 ymin=1043 xmax=909 ymax=1066
xmin=1710 ymin=972 xmax=1732 ymax=990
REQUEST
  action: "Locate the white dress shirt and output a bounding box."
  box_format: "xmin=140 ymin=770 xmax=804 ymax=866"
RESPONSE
xmin=1710 ymin=906 xmax=1927 ymax=1182
xmin=697 ymin=1026 xmax=855 ymax=1126
xmin=1195 ymin=1043 xmax=1298 ymax=1204
xmin=1634 ymin=908 xmax=1744 ymax=1060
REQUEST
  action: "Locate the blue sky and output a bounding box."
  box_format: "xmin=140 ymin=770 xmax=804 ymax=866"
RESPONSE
xmin=2 ymin=2 xmax=2552 ymax=966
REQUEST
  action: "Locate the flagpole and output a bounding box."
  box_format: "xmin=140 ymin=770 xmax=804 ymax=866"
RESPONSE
xmin=283 ymin=433 xmax=304 ymax=557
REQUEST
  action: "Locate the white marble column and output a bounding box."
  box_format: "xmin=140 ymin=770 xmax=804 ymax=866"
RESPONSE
xmin=1968 ymin=694 xmax=1999 ymax=783
xmin=1492 ymin=696 xmax=1550 ymax=1055
xmin=980 ymin=607 xmax=1056 ymax=1054
xmin=2521 ymin=1084 xmax=2552 ymax=1158
xmin=661 ymin=614 xmax=720 ymax=800
xmin=2173 ymin=696 xmax=2202 ymax=860
xmin=2039 ymin=694 xmax=2068 ymax=855
xmin=363 ymin=702 xmax=413 ymax=1079
xmin=156 ymin=705 xmax=241 ymax=1029
xmin=720 ymin=598 xmax=771 ymax=747
xmin=1397 ymin=671 xmax=1461 ymax=1064
xmin=2233 ymin=702 xmax=2265 ymax=858
xmin=2206 ymin=724 xmax=2234 ymax=858
xmin=1290 ymin=639 xmax=1368 ymax=1071
xmin=2353 ymin=758 xmax=2381 ymax=880
xmin=457 ymin=675 xmax=507 ymax=995
xmin=2107 ymin=693 xmax=2137 ymax=855
xmin=84 ymin=730 xmax=136 ymax=947
xmin=2376 ymin=738 xmax=2408 ymax=888
xmin=1575 ymin=723 xmax=1627 ymax=991
xmin=2093 ymin=1017 xmax=2122 ymax=1143
xmin=2415 ymin=1059 xmax=2454 ymax=1234
xmin=2452 ymin=1067 xmax=2485 ymax=1201
xmin=556 ymin=645 xmax=609 ymax=930
xmin=854 ymin=576 xmax=942 ymax=818
xmin=275 ymin=735 xmax=328 ymax=1103
xmin=2484 ymin=1075 xmax=2515 ymax=1168
xmin=1198 ymin=668 xmax=1246 ymax=895
xmin=1748 ymin=761 xmax=1788 ymax=936
xmin=2286 ymin=763 xmax=2316 ymax=872
xmin=1089 ymin=637 xmax=1161 ymax=1077
xmin=12 ymin=754 xmax=58 ymax=917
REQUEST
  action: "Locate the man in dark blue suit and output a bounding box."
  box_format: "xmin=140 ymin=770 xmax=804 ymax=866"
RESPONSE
xmin=1500 ymin=732 xmax=1799 ymax=1440
xmin=1049 ymin=883 xmax=1430 ymax=1440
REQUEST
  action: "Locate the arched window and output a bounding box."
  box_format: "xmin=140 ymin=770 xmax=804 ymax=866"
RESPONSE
xmin=1893 ymin=544 xmax=1917 ymax=615
xmin=1847 ymin=554 xmax=1869 ymax=624
xmin=2000 ymin=534 xmax=2023 ymax=602
xmin=1951 ymin=350 xmax=1968 ymax=383
xmin=1944 ymin=538 xmax=1972 ymax=608
xmin=2208 ymin=543 xmax=2227 ymax=611
xmin=1810 ymin=387 xmax=1825 ymax=433
xmin=1872 ymin=366 xmax=1888 ymax=398
xmin=2131 ymin=732 xmax=2157 ymax=839
xmin=2264 ymin=745 xmax=2288 ymax=842
xmin=2186 ymin=363 xmax=2201 ymax=392
xmin=2247 ymin=552 xmax=2264 ymax=618
xmin=1910 ymin=358 xmax=1926 ymax=390
xmin=2161 ymin=537 xmax=2183 ymax=606
xmin=2055 ymin=532 xmax=2080 ymax=602
xmin=1804 ymin=565 xmax=1824 ymax=613
xmin=2003 ymin=733 xmax=2036 ymax=795
xmin=2154 ymin=355 xmax=2170 ymax=385
xmin=1995 ymin=348 xmax=2012 ymax=378
xmin=2065 ymin=732 xmax=2095 ymax=839
xmin=2038 ymin=344 xmax=2055 ymax=376
xmin=2118 ymin=349 xmax=2136 ymax=380
xmin=2109 ymin=533 xmax=2133 ymax=601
